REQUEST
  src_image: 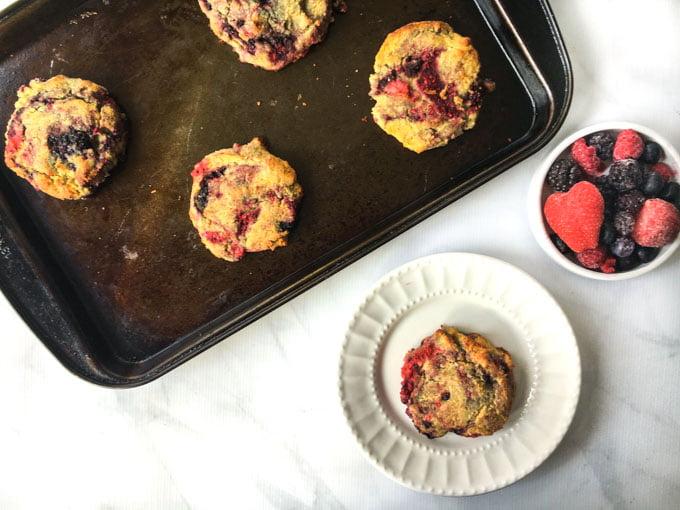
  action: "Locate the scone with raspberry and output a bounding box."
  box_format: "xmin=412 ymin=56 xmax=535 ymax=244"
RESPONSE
xmin=369 ymin=21 xmax=483 ymax=153
xmin=197 ymin=0 xmax=336 ymax=70
xmin=401 ymin=325 xmax=514 ymax=438
xmin=4 ymin=75 xmax=127 ymax=199
xmin=189 ymin=137 xmax=303 ymax=261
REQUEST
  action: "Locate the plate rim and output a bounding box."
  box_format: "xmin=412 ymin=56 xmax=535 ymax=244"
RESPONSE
xmin=338 ymin=252 xmax=581 ymax=495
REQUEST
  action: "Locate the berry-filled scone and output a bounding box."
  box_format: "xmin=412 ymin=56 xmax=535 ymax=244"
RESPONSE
xmin=400 ymin=325 xmax=514 ymax=439
xmin=197 ymin=0 xmax=334 ymax=71
xmin=3 ymin=75 xmax=127 ymax=200
xmin=369 ymin=21 xmax=483 ymax=153
xmin=189 ymin=137 xmax=303 ymax=261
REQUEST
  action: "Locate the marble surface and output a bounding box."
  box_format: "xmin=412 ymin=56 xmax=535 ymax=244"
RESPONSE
xmin=1 ymin=1 xmax=679 ymax=508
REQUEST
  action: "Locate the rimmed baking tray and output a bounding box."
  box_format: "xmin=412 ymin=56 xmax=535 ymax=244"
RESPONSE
xmin=0 ymin=0 xmax=572 ymax=386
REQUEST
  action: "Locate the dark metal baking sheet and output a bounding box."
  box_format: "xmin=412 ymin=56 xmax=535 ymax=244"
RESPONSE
xmin=0 ymin=0 xmax=571 ymax=386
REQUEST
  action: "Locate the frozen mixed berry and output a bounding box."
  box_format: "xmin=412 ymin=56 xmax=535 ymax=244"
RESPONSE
xmin=610 ymin=236 xmax=636 ymax=258
xmin=543 ymin=181 xmax=604 ymax=252
xmin=660 ymin=181 xmax=680 ymax=203
xmin=640 ymin=141 xmax=663 ymax=164
xmin=641 ymin=171 xmax=665 ymax=197
xmin=616 ymin=254 xmax=639 ymax=272
xmin=614 ymin=210 xmax=636 ymax=235
xmin=632 ymin=198 xmax=680 ymax=247
xmin=585 ymin=131 xmax=615 ymax=160
xmin=599 ymin=221 xmax=617 ymax=245
xmin=650 ymin=162 xmax=674 ymax=182
xmin=636 ymin=245 xmax=660 ymax=263
xmin=576 ymin=245 xmax=607 ymax=268
xmin=607 ymin=159 xmax=643 ymax=192
xmin=616 ymin=190 xmax=645 ymax=214
xmin=594 ymin=176 xmax=618 ymax=211
xmin=599 ymin=257 xmax=616 ymax=274
xmin=551 ymin=233 xmax=570 ymax=254
xmin=571 ymin=137 xmax=602 ymax=175
xmin=543 ymin=127 xmax=679 ymax=274
xmin=613 ymin=129 xmax=644 ymax=160
xmin=547 ymin=159 xmax=583 ymax=191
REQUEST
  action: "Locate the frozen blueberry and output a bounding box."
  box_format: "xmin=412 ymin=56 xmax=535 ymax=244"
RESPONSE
xmin=660 ymin=181 xmax=680 ymax=203
xmin=640 ymin=141 xmax=663 ymax=164
xmin=551 ymin=234 xmax=570 ymax=254
xmin=599 ymin=222 xmax=617 ymax=245
xmin=636 ymin=245 xmax=660 ymax=263
xmin=616 ymin=254 xmax=639 ymax=272
xmin=610 ymin=236 xmax=635 ymax=258
xmin=641 ymin=171 xmax=665 ymax=197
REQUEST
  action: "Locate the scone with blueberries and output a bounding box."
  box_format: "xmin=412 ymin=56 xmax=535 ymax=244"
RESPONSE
xmin=189 ymin=137 xmax=303 ymax=261
xmin=4 ymin=75 xmax=127 ymax=199
xmin=400 ymin=325 xmax=514 ymax=438
xmin=197 ymin=0 xmax=337 ymax=71
xmin=369 ymin=21 xmax=483 ymax=153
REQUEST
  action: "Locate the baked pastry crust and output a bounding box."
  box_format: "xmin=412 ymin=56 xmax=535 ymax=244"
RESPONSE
xmin=400 ymin=325 xmax=514 ymax=438
xmin=3 ymin=75 xmax=127 ymax=200
xmin=369 ymin=21 xmax=482 ymax=153
xmin=189 ymin=137 xmax=303 ymax=261
xmin=197 ymin=0 xmax=334 ymax=70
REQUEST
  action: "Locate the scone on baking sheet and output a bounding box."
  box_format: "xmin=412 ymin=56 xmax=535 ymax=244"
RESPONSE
xmin=3 ymin=75 xmax=127 ymax=200
xmin=400 ymin=325 xmax=514 ymax=439
xmin=189 ymin=137 xmax=303 ymax=261
xmin=369 ymin=21 xmax=483 ymax=153
xmin=197 ymin=0 xmax=335 ymax=71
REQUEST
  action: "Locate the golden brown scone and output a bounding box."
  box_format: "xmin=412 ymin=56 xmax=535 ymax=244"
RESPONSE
xmin=197 ymin=0 xmax=335 ymax=71
xmin=3 ymin=75 xmax=127 ymax=200
xmin=400 ymin=325 xmax=514 ymax=438
xmin=369 ymin=21 xmax=482 ymax=153
xmin=189 ymin=137 xmax=303 ymax=261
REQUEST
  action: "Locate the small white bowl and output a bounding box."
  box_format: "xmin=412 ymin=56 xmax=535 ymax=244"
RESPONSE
xmin=528 ymin=121 xmax=680 ymax=280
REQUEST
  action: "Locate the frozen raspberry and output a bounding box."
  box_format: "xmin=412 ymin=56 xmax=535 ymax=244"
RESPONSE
xmin=616 ymin=190 xmax=645 ymax=214
xmin=640 ymin=141 xmax=663 ymax=164
xmin=585 ymin=131 xmax=615 ymax=160
xmin=632 ymin=198 xmax=680 ymax=247
xmin=576 ymin=245 xmax=607 ymax=268
xmin=599 ymin=257 xmax=616 ymax=274
xmin=571 ymin=138 xmax=602 ymax=176
xmin=607 ymin=159 xmax=643 ymax=192
xmin=547 ymin=159 xmax=583 ymax=192
xmin=614 ymin=210 xmax=636 ymax=235
xmin=613 ymin=129 xmax=644 ymax=160
xmin=650 ymin=162 xmax=674 ymax=182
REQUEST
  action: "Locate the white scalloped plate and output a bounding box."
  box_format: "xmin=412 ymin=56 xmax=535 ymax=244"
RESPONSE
xmin=338 ymin=253 xmax=580 ymax=495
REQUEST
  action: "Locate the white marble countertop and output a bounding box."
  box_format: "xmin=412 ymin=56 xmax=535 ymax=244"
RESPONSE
xmin=1 ymin=1 xmax=679 ymax=508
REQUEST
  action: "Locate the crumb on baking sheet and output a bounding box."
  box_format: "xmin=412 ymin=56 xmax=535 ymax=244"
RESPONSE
xmin=69 ymin=11 xmax=98 ymax=24
xmin=121 ymin=245 xmax=139 ymax=261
